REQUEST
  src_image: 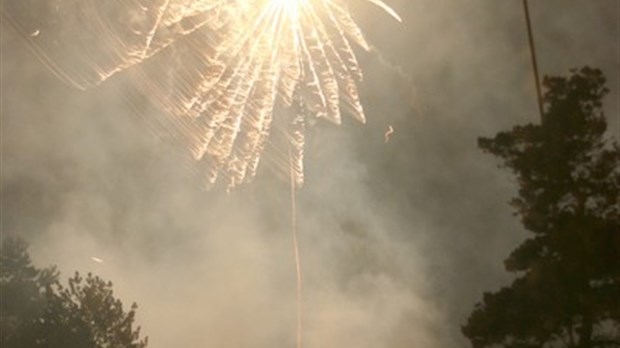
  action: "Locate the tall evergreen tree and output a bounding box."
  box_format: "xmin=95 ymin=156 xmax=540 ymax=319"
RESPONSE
xmin=462 ymin=67 xmax=620 ymax=347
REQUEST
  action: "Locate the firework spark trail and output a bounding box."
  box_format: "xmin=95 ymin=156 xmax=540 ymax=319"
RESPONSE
xmin=2 ymin=0 xmax=400 ymax=188
xmin=289 ymin=143 xmax=303 ymax=348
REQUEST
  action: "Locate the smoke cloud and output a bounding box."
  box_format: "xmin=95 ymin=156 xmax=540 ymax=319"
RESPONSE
xmin=1 ymin=1 xmax=618 ymax=347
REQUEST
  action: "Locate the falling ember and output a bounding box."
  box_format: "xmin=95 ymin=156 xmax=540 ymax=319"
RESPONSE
xmin=91 ymin=256 xmax=104 ymax=264
xmin=3 ymin=0 xmax=401 ymax=188
xmin=385 ymin=125 xmax=395 ymax=143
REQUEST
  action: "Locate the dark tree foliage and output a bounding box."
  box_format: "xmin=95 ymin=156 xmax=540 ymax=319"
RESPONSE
xmin=462 ymin=67 xmax=620 ymax=348
xmin=1 ymin=237 xmax=58 ymax=346
xmin=0 ymin=237 xmax=148 ymax=348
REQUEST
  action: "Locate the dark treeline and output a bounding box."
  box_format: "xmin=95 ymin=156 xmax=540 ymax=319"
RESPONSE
xmin=0 ymin=237 xmax=148 ymax=348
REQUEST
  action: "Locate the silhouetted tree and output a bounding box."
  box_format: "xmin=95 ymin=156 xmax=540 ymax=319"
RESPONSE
xmin=1 ymin=237 xmax=58 ymax=345
xmin=462 ymin=67 xmax=620 ymax=348
xmin=0 ymin=237 xmax=148 ymax=348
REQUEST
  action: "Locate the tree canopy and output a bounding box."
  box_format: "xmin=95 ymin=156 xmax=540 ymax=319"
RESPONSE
xmin=462 ymin=67 xmax=620 ymax=348
xmin=1 ymin=236 xmax=148 ymax=348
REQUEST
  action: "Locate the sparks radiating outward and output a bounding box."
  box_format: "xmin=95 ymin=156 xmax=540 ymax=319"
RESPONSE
xmin=4 ymin=0 xmax=401 ymax=189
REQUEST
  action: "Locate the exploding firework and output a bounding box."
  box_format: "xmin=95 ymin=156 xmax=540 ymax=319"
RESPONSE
xmin=4 ymin=3 xmax=402 ymax=347
xmin=2 ymin=0 xmax=400 ymax=188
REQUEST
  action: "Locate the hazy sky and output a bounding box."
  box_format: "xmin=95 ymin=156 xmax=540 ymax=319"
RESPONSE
xmin=1 ymin=1 xmax=619 ymax=348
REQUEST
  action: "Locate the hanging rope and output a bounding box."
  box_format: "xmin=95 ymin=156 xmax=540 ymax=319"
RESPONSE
xmin=522 ymin=0 xmax=545 ymax=120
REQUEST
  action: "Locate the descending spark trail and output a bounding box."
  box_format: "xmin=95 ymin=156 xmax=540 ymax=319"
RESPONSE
xmin=289 ymin=144 xmax=303 ymax=348
xmin=3 ymin=0 xmax=400 ymax=188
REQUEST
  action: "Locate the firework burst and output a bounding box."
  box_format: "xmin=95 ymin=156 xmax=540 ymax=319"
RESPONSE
xmin=3 ymin=0 xmax=401 ymax=188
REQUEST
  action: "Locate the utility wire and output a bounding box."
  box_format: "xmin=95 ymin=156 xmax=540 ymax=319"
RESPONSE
xmin=522 ymin=0 xmax=545 ymax=120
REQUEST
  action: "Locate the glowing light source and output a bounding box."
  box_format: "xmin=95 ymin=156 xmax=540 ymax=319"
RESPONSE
xmin=3 ymin=0 xmax=401 ymax=188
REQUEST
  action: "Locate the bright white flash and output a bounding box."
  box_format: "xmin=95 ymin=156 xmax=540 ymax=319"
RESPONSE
xmin=8 ymin=0 xmax=401 ymax=189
